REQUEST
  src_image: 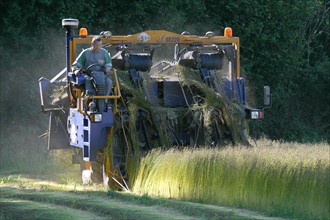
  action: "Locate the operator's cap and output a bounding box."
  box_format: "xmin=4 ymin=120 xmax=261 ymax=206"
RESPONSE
xmin=92 ymin=36 xmax=102 ymax=43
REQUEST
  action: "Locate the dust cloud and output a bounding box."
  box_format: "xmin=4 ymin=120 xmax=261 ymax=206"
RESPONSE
xmin=0 ymin=28 xmax=76 ymax=178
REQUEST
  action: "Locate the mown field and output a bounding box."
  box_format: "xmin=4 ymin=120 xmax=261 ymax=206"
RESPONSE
xmin=0 ymin=175 xmax=284 ymax=220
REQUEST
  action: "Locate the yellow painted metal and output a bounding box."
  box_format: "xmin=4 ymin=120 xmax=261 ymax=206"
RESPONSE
xmin=84 ymin=161 xmax=91 ymax=170
xmin=78 ymin=69 xmax=121 ymax=116
xmin=105 ymin=154 xmax=111 ymax=177
xmin=70 ymin=39 xmax=76 ymax=70
xmin=70 ymin=30 xmax=241 ymax=77
xmin=77 ymin=90 xmax=84 ymax=115
xmin=72 ymin=30 xmax=239 ymax=45
xmin=236 ymin=41 xmax=240 ymax=77
xmin=105 ymin=127 xmax=114 ymax=183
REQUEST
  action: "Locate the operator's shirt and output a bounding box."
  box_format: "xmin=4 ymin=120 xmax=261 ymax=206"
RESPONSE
xmin=72 ymin=48 xmax=112 ymax=72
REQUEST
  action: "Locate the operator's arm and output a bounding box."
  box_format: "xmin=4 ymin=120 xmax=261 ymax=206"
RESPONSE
xmin=72 ymin=50 xmax=87 ymax=74
xmin=103 ymin=48 xmax=112 ymax=74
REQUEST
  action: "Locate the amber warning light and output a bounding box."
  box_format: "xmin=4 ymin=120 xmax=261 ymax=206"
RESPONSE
xmin=224 ymin=27 xmax=232 ymax=37
xmin=79 ymin=28 xmax=88 ymax=36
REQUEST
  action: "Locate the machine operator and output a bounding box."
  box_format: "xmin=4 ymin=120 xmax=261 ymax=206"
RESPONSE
xmin=72 ymin=36 xmax=113 ymax=101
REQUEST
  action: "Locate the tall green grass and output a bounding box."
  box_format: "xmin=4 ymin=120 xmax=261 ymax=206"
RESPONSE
xmin=131 ymin=139 xmax=330 ymax=219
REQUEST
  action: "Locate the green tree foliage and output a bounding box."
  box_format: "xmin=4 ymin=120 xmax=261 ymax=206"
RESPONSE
xmin=202 ymin=0 xmax=329 ymax=141
xmin=0 ymin=0 xmax=329 ymax=143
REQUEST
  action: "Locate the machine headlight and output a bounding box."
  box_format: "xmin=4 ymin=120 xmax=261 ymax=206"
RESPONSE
xmin=91 ymin=113 xmax=102 ymax=122
xmin=94 ymin=114 xmax=102 ymax=122
xmin=251 ymin=111 xmax=263 ymax=119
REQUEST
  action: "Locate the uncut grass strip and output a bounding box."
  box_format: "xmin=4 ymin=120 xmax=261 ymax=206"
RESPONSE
xmin=131 ymin=146 xmax=329 ymax=220
xmin=0 ymin=198 xmax=107 ymax=220
xmin=0 ymin=187 xmax=194 ymax=220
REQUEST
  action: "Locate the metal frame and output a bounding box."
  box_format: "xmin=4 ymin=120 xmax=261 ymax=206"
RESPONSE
xmin=69 ymin=30 xmax=240 ymax=77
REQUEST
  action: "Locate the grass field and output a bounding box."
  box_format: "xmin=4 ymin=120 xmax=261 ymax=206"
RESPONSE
xmin=131 ymin=139 xmax=330 ymax=219
xmin=0 ymin=175 xmax=283 ymax=220
xmin=1 ymin=133 xmax=329 ymax=219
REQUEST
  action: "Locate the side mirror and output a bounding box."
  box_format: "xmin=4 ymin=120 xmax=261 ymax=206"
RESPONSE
xmin=264 ymin=86 xmax=271 ymax=106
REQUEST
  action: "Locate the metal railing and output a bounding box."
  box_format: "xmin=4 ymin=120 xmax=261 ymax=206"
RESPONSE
xmin=77 ymin=69 xmax=122 ymax=115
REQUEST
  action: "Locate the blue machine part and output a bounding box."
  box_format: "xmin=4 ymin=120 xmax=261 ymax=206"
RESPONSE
xmin=163 ymin=78 xmax=195 ymax=107
xmin=199 ymin=53 xmax=223 ymax=69
xmin=236 ymin=77 xmax=246 ymax=105
xmin=68 ymin=107 xmax=114 ymax=161
xmin=222 ymin=77 xmax=233 ymax=99
xmin=67 ymin=72 xmax=85 ymax=85
xmin=220 ymin=77 xmax=246 ymax=105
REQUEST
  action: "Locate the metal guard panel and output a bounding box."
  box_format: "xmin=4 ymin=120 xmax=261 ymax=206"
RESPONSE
xmin=236 ymin=77 xmax=246 ymax=105
xmin=163 ymin=81 xmax=194 ymax=107
xmin=69 ymin=109 xmax=114 ymax=161
xmin=48 ymin=111 xmax=70 ymax=150
xmin=88 ymin=111 xmax=114 ymax=161
xmin=68 ymin=109 xmax=85 ymax=148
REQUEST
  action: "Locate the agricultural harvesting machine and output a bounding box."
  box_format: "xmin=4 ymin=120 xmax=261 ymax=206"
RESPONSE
xmin=39 ymin=18 xmax=271 ymax=188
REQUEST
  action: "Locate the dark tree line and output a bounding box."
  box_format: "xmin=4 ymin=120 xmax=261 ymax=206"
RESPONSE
xmin=1 ymin=0 xmax=329 ymax=142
